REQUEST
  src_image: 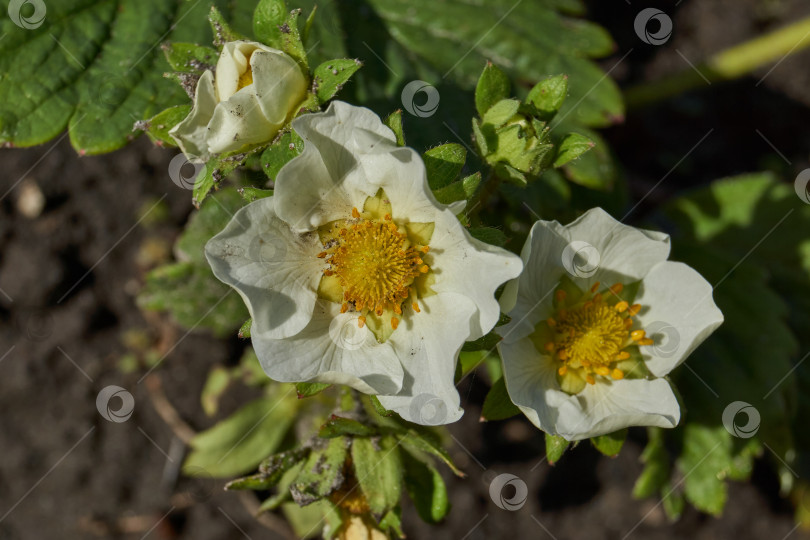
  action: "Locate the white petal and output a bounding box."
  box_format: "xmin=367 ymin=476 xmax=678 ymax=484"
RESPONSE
xmin=215 ymin=41 xmax=255 ymax=101
xmin=377 ymin=292 xmax=477 ymax=425
xmin=635 ymin=261 xmax=724 ymax=376
xmin=251 ymin=47 xmax=307 ymax=125
xmin=564 ymin=207 xmax=671 ymax=290
xmin=204 ymin=197 xmax=323 ymax=340
xmin=206 ymin=89 xmax=278 ymax=154
xmin=497 ymin=218 xmax=571 ymax=344
xmin=500 ymin=337 xmax=680 ymax=441
xmin=252 ymin=300 xmax=404 ymax=395
xmin=274 ymin=101 xmax=398 ymax=232
xmin=169 ymin=70 xmax=217 ymax=162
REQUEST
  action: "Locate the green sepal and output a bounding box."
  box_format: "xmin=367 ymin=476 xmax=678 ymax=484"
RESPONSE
xmin=553 ymin=132 xmax=595 ymax=168
xmin=319 ymin=415 xmax=377 ymax=438
xmin=525 ymin=74 xmax=568 ymax=121
xmin=209 ymin=6 xmax=247 ymax=48
xmin=253 ymin=0 xmax=288 ymax=49
xmin=296 ymin=381 xmax=332 ymax=398
xmin=352 ymin=436 xmax=402 ymax=516
xmin=433 ymin=172 xmax=481 ymax=204
xmin=290 ymin=437 xmax=349 ymax=505
xmin=280 ymin=8 xmax=308 ymax=72
xmin=384 ymin=110 xmax=406 ymax=146
xmin=591 ymin=428 xmax=627 ymax=457
xmin=481 ymin=377 xmax=521 ymax=421
xmin=423 ymin=143 xmax=467 ymax=190
xmin=545 ymin=433 xmax=570 ymax=464
xmin=261 ymin=130 xmax=304 ymax=180
xmin=313 ymin=59 xmax=363 ymax=103
xmin=475 ymin=62 xmax=511 ymax=117
xmin=162 ymin=43 xmax=217 ymax=73
xmin=140 ymin=105 xmax=190 ymax=146
xmin=239 ymin=187 xmax=273 ymax=203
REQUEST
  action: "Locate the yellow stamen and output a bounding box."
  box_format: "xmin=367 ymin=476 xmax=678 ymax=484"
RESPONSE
xmin=357 ymin=316 xmax=366 ymax=328
xmin=590 ymin=282 xmax=600 ymax=293
xmin=609 ymin=283 xmax=624 ymax=295
xmin=351 ymin=207 xmax=360 ymax=219
xmin=611 ymin=369 xmax=625 ymax=380
xmin=586 ymin=375 xmax=596 ymax=385
xmin=340 ymin=303 xmax=348 ymax=313
xmin=631 ymin=329 xmax=646 ymax=341
xmin=558 ymin=365 xmax=567 ymax=376
xmin=412 ymin=301 xmax=420 ymax=313
xmin=628 ymin=304 xmax=642 ymax=316
xmin=615 ymin=351 xmax=630 ymax=360
xmin=639 ymin=338 xmax=654 ymax=346
xmin=391 ymin=317 xmax=399 ymax=330
xmin=615 ymin=301 xmax=629 ymax=313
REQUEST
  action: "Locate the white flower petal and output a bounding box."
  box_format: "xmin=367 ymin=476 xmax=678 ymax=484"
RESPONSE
xmin=377 ymin=292 xmax=477 ymax=425
xmin=497 ymin=218 xmax=572 ymax=343
xmin=206 ymin=89 xmax=278 ymax=154
xmin=204 ymin=197 xmax=323 ymax=340
xmin=216 ymin=41 xmax=255 ymax=101
xmin=251 ymin=48 xmax=307 ymax=125
xmin=565 ymin=207 xmax=671 ymax=290
xmin=274 ymin=101 xmax=398 ymax=232
xmin=500 ymin=337 xmax=680 ymax=441
xmin=635 ymin=261 xmax=724 ymax=377
xmin=253 ymin=300 xmax=404 ymax=395
xmin=169 ymin=70 xmax=217 ymax=161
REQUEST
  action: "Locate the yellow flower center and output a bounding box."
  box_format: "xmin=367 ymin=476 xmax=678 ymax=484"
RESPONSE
xmin=317 ymin=190 xmax=433 ymax=339
xmin=533 ymin=281 xmax=654 ymax=394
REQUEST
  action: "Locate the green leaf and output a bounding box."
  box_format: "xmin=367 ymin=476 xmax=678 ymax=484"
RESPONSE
xmin=632 ymin=428 xmax=670 ymax=499
xmin=163 ymin=42 xmax=218 ymax=73
xmin=398 ymin=431 xmax=464 ymax=477
xmin=319 ymin=415 xmax=377 ymax=438
xmin=494 ymin=162 xmax=527 ymax=187
xmin=678 ymin=424 xmax=732 ymax=516
xmin=432 ymin=172 xmax=481 ymax=205
xmin=545 ymin=433 xmax=569 ymax=464
xmin=379 ymin=508 xmax=405 ymax=538
xmin=261 ymin=131 xmax=305 ymax=180
xmin=469 ymin=226 xmax=507 ymax=247
xmin=553 ymin=132 xmax=595 ymax=168
xmin=423 ymin=143 xmax=466 ymax=190
xmin=296 ymin=381 xmax=332 ymax=398
xmin=280 ymin=8 xmax=308 ymax=72
xmin=238 ymin=318 xmax=252 ymax=338
xmin=526 ymin=74 xmax=568 ymax=121
xmin=475 ymin=62 xmax=511 ymax=117
xmin=402 ymin=449 xmax=449 ymax=523
xmin=258 ymin=461 xmax=304 ymax=512
xmin=227 ymin=447 xmax=310 ymax=491
xmin=313 ymin=59 xmax=363 ymax=103
xmin=481 ymin=99 xmax=520 ymax=127
xmin=253 ymin=0 xmax=288 ymax=48
xmin=367 ymin=395 xmax=395 ymax=417
xmin=209 ymin=5 xmax=248 ymax=46
xmin=184 ymin=393 xmax=298 ymax=477
xmin=591 ymin=429 xmax=627 ymax=457
xmin=239 ymin=187 xmax=273 ymax=203
xmin=661 ymin=480 xmax=686 ymax=521
xmin=352 ymin=436 xmax=402 ymax=516
xmin=367 ymin=0 xmax=622 ymax=127
xmin=139 ymin=105 xmax=190 ymax=146
xmin=201 ymin=365 xmax=233 ymax=417
xmin=481 ymin=377 xmax=521 ymax=421
xmin=291 ymin=437 xmax=349 ymax=505
xmin=462 ymin=332 xmax=502 ymax=353
xmin=384 ymin=110 xmax=406 ymax=146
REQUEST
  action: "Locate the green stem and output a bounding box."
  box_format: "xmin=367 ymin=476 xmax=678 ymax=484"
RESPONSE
xmin=625 ymin=16 xmax=810 ymax=109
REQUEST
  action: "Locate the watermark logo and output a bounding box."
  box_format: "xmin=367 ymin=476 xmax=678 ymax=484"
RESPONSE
xmin=328 ymin=313 xmax=369 ymax=351
xmin=8 ymin=0 xmax=46 ymax=30
xmin=562 ymin=241 xmax=600 ymax=278
xmin=15 ymin=308 xmax=54 ymax=341
xmin=408 ymin=393 xmax=448 ymax=426
xmin=401 ymin=80 xmax=440 ymax=118
xmin=634 ymin=8 xmax=673 ymax=46
xmin=644 ymin=321 xmax=681 ymax=358
xmin=794 ymin=168 xmax=810 ymax=204
xmin=96 ymin=385 xmax=135 ymax=423
xmin=489 ymin=473 xmax=528 ymax=511
xmin=168 ymin=153 xmax=205 ymax=190
xmin=722 ymin=401 xmax=760 ymax=438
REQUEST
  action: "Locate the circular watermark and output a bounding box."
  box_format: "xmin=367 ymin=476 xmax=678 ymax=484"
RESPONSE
xmin=96 ymin=385 xmax=135 ymax=423
xmin=401 ymin=80 xmax=440 ymax=118
xmin=489 ymin=473 xmax=528 ymax=511
xmin=644 ymin=321 xmax=681 ymax=358
xmin=181 ymin=466 xmax=216 ymax=502
xmin=328 ymin=313 xmax=368 ymax=351
xmin=247 ymin=232 xmax=288 ymax=266
xmin=408 ymin=393 xmax=448 ymax=426
xmin=634 ymin=8 xmax=673 ymax=46
xmin=794 ymin=168 xmax=810 ymax=204
xmin=8 ymin=0 xmax=46 ymax=30
xmin=722 ymin=401 xmax=760 ymax=439
xmin=91 ymin=72 xmax=129 ymax=111
xmin=561 ymin=241 xmax=600 ymax=278
xmin=14 ymin=308 xmax=54 ymax=341
xmin=168 ymin=153 xmax=205 ymax=190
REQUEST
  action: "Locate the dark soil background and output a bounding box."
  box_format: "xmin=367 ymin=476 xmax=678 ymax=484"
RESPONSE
xmin=2 ymin=1 xmax=810 ymax=539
